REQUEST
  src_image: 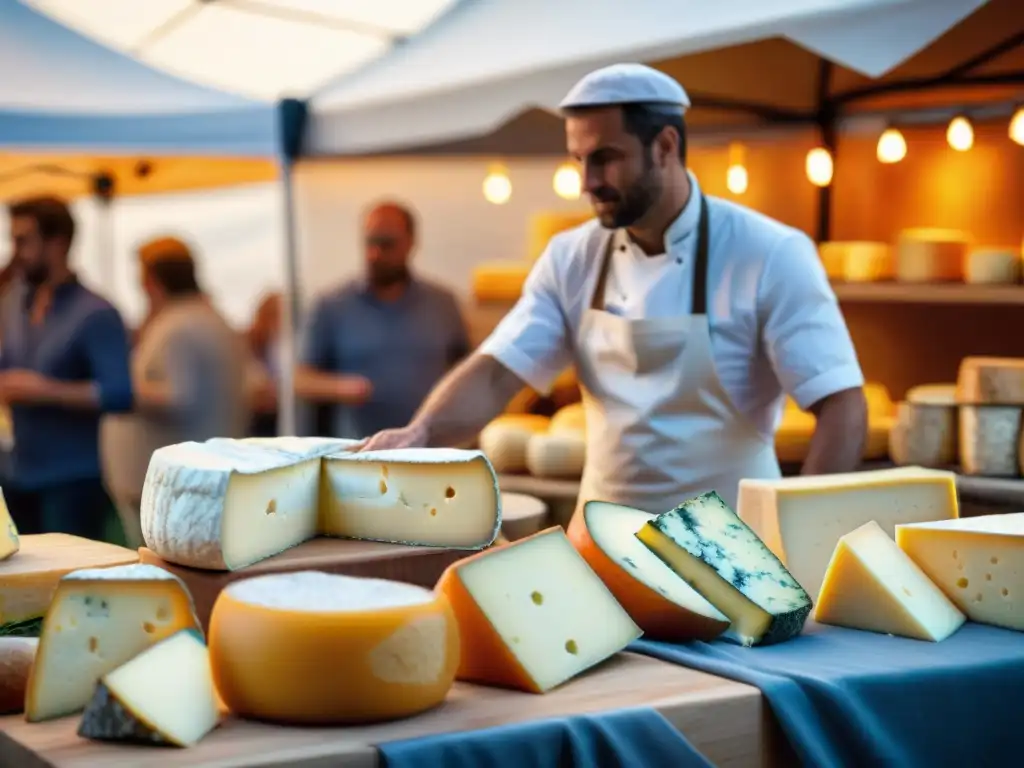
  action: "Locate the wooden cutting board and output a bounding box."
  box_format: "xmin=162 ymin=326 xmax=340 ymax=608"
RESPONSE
xmin=138 ymin=539 xmax=468 ymax=631
xmin=0 ymin=652 xmax=780 ymax=768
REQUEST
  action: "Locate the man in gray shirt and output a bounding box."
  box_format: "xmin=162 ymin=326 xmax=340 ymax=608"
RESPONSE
xmin=296 ymin=201 xmax=469 ymax=440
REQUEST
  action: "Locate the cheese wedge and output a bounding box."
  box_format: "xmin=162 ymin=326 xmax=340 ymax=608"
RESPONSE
xmin=737 ymin=467 xmax=959 ymax=601
xmin=896 ymin=514 xmax=1024 ymax=632
xmin=320 ymin=448 xmax=500 ymax=549
xmin=0 ymin=637 xmax=37 ymax=714
xmin=25 ymin=564 xmax=201 ymax=722
xmin=210 ymin=571 xmax=459 ymax=724
xmin=815 ymin=521 xmax=965 ymax=641
xmin=479 ymin=415 xmax=551 ymax=474
xmin=637 ymin=492 xmax=811 ymax=646
xmin=567 ymin=502 xmax=728 ymax=641
xmin=78 ymin=628 xmax=218 ymax=747
xmin=0 ymin=491 xmax=18 ymax=562
xmin=436 ymin=526 xmax=640 ymax=693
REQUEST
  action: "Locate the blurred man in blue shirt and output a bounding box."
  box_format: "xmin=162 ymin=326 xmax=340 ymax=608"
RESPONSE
xmin=0 ymin=196 xmax=132 ymax=540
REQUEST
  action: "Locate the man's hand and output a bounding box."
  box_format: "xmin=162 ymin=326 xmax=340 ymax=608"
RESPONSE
xmin=0 ymin=369 xmax=50 ymax=404
xmin=358 ymin=421 xmax=430 ymax=452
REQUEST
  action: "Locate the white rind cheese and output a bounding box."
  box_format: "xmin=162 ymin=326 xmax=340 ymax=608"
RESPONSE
xmin=959 ymin=406 xmax=1022 ymax=477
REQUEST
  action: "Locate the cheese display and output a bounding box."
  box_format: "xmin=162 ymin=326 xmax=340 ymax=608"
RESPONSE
xmin=637 ymin=492 xmax=812 ymax=646
xmin=957 ymin=357 xmax=1024 ymax=405
xmin=0 ymin=491 xmax=18 ymax=562
xmin=889 ymin=385 xmax=958 ymax=467
xmin=500 ymin=492 xmax=549 ymax=541
xmin=896 ymin=514 xmax=1024 ymax=632
xmin=818 ymin=241 xmax=894 ymax=282
xmin=737 ymin=467 xmax=959 ymax=600
xmin=210 ymin=571 xmax=459 ymax=723
xmin=479 ymin=414 xmax=551 ymax=473
xmin=320 ymin=448 xmax=501 ymax=548
xmin=965 ymin=248 xmax=1021 ymax=284
xmin=567 ymin=502 xmax=728 ymax=641
xmin=0 ymin=534 xmax=139 ymax=633
xmin=78 ymin=628 xmax=219 ymax=746
xmin=436 ymin=526 xmax=641 ymax=693
xmin=0 ymin=637 xmax=37 ymax=714
xmin=815 ymin=521 xmax=965 ymax=642
xmin=775 ymin=383 xmax=894 ymax=463
xmin=895 ymin=228 xmax=969 ymax=282
xmin=25 ymin=564 xmax=201 ymax=722
xmin=472 ymin=262 xmax=532 ymax=302
xmin=525 ymin=432 xmax=586 ymax=478
xmin=959 ymin=406 xmax=1022 ymax=477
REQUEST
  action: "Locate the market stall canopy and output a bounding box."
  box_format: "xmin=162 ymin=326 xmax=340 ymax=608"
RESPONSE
xmin=0 ymin=0 xmax=279 ymax=200
xmin=307 ymin=0 xmax=997 ymax=155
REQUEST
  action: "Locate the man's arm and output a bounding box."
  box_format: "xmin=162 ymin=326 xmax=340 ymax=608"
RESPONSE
xmin=760 ymin=233 xmax=867 ymax=475
xmin=294 ymin=299 xmax=371 ymax=405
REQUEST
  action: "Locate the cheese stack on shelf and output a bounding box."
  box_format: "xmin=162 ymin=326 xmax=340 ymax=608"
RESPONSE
xmin=889 ymin=384 xmax=958 ymax=468
xmin=956 ymin=357 xmax=1024 ymax=477
xmin=895 ymin=228 xmax=969 ymax=283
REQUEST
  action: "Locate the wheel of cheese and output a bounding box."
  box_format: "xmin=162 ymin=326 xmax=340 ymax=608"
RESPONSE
xmin=471 ymin=262 xmax=533 ymax=302
xmin=957 ymin=357 xmax=1024 ymax=405
xmin=959 ymin=406 xmax=1023 ymax=477
xmin=818 ymin=242 xmax=893 ymax=282
xmin=526 ymin=432 xmax=586 ymax=478
xmin=549 ymin=402 xmax=586 ymax=435
xmin=499 ymin=492 xmax=549 ymax=541
xmin=479 ymin=415 xmax=551 ymax=474
xmin=209 ymin=571 xmax=460 ymax=724
xmin=0 ymin=638 xmax=37 ymax=715
xmin=965 ymin=248 xmax=1021 ymax=285
xmin=896 ymin=229 xmax=968 ymax=283
xmin=889 ymin=401 xmax=957 ymax=468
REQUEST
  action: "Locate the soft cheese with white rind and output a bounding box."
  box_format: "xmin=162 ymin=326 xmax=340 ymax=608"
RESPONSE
xmin=25 ymin=564 xmax=201 ymax=722
xmin=78 ymin=628 xmax=219 ymax=747
xmin=637 ymin=492 xmax=812 ymax=646
xmin=207 ymin=436 xmax=359 ymax=456
xmin=141 ymin=441 xmax=321 ymax=571
xmin=320 ymin=448 xmax=501 ymax=549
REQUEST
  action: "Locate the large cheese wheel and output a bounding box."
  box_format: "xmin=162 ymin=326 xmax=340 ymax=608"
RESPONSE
xmin=818 ymin=242 xmax=893 ymax=282
xmin=566 ymin=502 xmax=728 ymax=641
xmin=896 ymin=229 xmax=968 ymax=282
xmin=209 ymin=571 xmax=459 ymax=724
xmin=959 ymin=406 xmax=1022 ymax=477
xmin=957 ymin=357 xmax=1024 ymax=405
xmin=549 ymin=402 xmax=586 ymax=435
xmin=472 ymin=262 xmax=532 ymax=302
xmin=526 ymin=432 xmax=586 ymax=478
xmin=479 ymin=415 xmax=551 ymax=474
xmin=965 ymin=248 xmax=1021 ymax=285
xmin=0 ymin=638 xmax=36 ymax=714
xmin=889 ymin=401 xmax=957 ymax=468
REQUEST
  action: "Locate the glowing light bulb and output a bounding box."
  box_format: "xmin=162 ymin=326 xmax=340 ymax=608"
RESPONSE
xmin=726 ymin=164 xmax=748 ymax=195
xmin=552 ymin=163 xmax=581 ymax=200
xmin=1009 ymin=107 xmax=1024 ymax=146
xmin=483 ymin=168 xmax=512 ymax=205
xmin=946 ymin=116 xmax=974 ymax=152
xmin=805 ymin=147 xmax=834 ymax=187
xmin=876 ymin=128 xmax=907 ymax=164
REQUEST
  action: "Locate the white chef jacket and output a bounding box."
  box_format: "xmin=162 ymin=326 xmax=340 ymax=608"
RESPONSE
xmin=479 ymin=172 xmax=865 ymax=438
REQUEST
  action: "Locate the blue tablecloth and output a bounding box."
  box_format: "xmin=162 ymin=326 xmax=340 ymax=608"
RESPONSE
xmin=378 ymin=707 xmax=714 ymax=768
xmin=631 ymin=621 xmax=1024 ymax=768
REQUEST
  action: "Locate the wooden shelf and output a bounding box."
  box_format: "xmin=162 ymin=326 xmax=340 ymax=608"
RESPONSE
xmin=832 ymin=282 xmax=1024 ymax=306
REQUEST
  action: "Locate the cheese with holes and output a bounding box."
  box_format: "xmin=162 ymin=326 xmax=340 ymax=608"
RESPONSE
xmin=210 ymin=571 xmax=458 ymax=723
xmin=896 ymin=229 xmax=968 ymax=282
xmin=526 ymin=433 xmax=586 ymax=478
xmin=550 ymin=402 xmax=586 ymax=435
xmin=567 ymin=501 xmax=728 ymax=641
xmin=472 ymin=262 xmax=532 ymax=302
xmin=890 ymin=398 xmax=958 ymax=468
xmin=0 ymin=638 xmax=37 ymax=714
xmin=320 ymin=448 xmax=500 ymax=548
xmin=436 ymin=526 xmax=640 ymax=693
xmin=959 ymin=406 xmax=1021 ymax=477
xmin=815 ymin=521 xmax=965 ymax=641
xmin=957 ymin=357 xmax=1024 ymax=405
xmin=479 ymin=415 xmax=551 ymax=474
xmin=0 ymin=490 xmax=18 ymax=562
xmin=737 ymin=467 xmax=959 ymax=601
xmin=896 ymin=514 xmax=1024 ymax=632
xmin=78 ymin=628 xmax=218 ymax=747
xmin=637 ymin=492 xmax=811 ymax=646
xmin=142 ymin=441 xmax=322 ymax=571
xmin=25 ymin=564 xmax=201 ymax=722
xmin=0 ymin=534 xmax=138 ymax=628
xmin=965 ymin=248 xmax=1021 ymax=285
xmin=818 ymin=241 xmax=894 ymax=282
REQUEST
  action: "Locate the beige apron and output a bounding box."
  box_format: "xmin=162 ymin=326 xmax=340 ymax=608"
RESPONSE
xmin=575 ymin=194 xmax=780 ymax=514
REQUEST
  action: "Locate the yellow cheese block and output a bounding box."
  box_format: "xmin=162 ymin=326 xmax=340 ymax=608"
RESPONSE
xmin=896 ymin=228 xmax=969 ymax=282
xmin=479 ymin=414 xmax=552 ymax=474
xmin=818 ymin=242 xmax=894 ymax=282
xmin=965 ymin=248 xmax=1021 ymax=285
xmin=815 ymin=521 xmax=965 ymax=641
xmin=0 ymin=491 xmax=18 ymax=562
xmin=528 ymin=212 xmax=594 ymax=262
xmin=472 ymin=262 xmax=532 ymax=302
xmin=210 ymin=571 xmax=460 ymax=724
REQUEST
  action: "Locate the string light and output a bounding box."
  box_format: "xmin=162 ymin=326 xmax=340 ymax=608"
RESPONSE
xmin=876 ymin=128 xmax=907 ymax=164
xmin=552 ymin=163 xmax=581 ymax=200
xmin=482 ymin=166 xmax=512 ymax=205
xmin=1009 ymin=107 xmax=1024 ymax=146
xmin=946 ymin=115 xmax=974 ymax=151
xmin=805 ymin=148 xmax=834 ymax=187
xmin=726 ymin=142 xmax=748 ymax=195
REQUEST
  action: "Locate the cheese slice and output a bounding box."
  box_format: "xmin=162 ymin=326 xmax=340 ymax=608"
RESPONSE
xmin=896 ymin=514 xmax=1024 ymax=632
xmin=78 ymin=628 xmax=218 ymax=747
xmin=526 ymin=432 xmax=586 ymax=478
xmin=957 ymin=357 xmax=1024 ymax=405
xmin=0 ymin=637 xmax=37 ymax=714
xmin=889 ymin=400 xmax=958 ymax=468
xmin=567 ymin=501 xmax=728 ymax=642
xmin=637 ymin=492 xmax=812 ymax=646
xmin=320 ymin=448 xmax=500 ymax=549
xmin=435 ymin=526 xmax=640 ymax=693
xmin=141 ymin=440 xmax=322 ymax=571
xmin=959 ymin=406 xmax=1022 ymax=477
xmin=737 ymin=466 xmax=959 ymax=601
xmin=815 ymin=521 xmax=965 ymax=641
xmin=896 ymin=228 xmax=968 ymax=282
xmin=0 ymin=490 xmax=18 ymax=562
xmin=0 ymin=534 xmax=138 ymax=629
xmin=210 ymin=571 xmax=459 ymax=723
xmin=479 ymin=415 xmax=551 ymax=474
xmin=25 ymin=564 xmax=201 ymax=722
xmin=965 ymin=248 xmax=1021 ymax=285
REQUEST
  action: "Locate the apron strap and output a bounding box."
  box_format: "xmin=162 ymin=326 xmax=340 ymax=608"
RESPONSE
xmin=588 ymin=230 xmax=618 ymax=311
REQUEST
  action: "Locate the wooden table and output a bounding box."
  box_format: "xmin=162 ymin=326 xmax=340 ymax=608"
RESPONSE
xmin=0 ymin=653 xmax=784 ymax=767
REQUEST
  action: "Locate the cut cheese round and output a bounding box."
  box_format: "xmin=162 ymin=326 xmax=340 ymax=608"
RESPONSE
xmin=889 ymin=401 xmax=957 ymax=468
xmin=479 ymin=415 xmax=551 ymax=474
xmin=965 ymin=248 xmax=1021 ymax=285
xmin=471 ymin=262 xmax=532 ymax=302
xmin=500 ymin=492 xmax=548 ymax=541
xmin=549 ymin=402 xmax=585 ymax=435
xmin=0 ymin=638 xmax=36 ymax=714
xmin=959 ymin=406 xmax=1022 ymax=477
xmin=209 ymin=571 xmax=459 ymax=724
xmin=957 ymin=357 xmax=1024 ymax=405
xmin=526 ymin=432 xmax=586 ymax=478
xmin=896 ymin=229 xmax=968 ymax=282
xmin=818 ymin=241 xmax=893 ymax=282
xmin=567 ymin=502 xmax=728 ymax=641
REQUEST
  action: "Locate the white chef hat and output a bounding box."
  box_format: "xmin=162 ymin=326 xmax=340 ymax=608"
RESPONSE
xmin=559 ymin=63 xmax=690 ymax=112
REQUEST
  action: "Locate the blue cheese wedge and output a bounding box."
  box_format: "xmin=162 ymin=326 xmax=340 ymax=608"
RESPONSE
xmin=636 ymin=491 xmax=812 ymax=646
